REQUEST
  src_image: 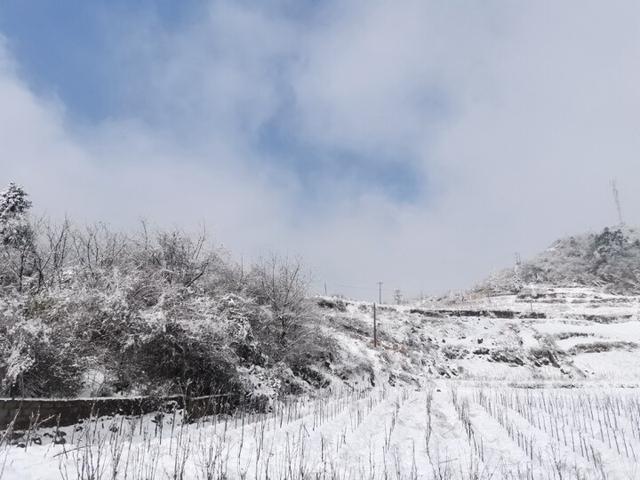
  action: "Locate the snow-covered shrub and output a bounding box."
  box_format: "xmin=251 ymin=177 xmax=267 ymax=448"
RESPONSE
xmin=0 ymin=184 xmax=338 ymax=400
xmin=0 ymin=317 xmax=84 ymax=397
xmin=248 ymin=255 xmax=312 ymax=347
xmin=217 ymin=293 xmax=255 ymax=341
xmin=214 ymin=293 xmax=271 ymax=367
xmin=239 ymin=362 xmax=309 ymax=408
xmin=118 ymin=321 xmax=244 ymax=398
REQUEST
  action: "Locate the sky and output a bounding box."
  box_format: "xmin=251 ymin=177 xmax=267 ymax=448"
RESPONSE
xmin=0 ymin=1 xmax=639 ymax=301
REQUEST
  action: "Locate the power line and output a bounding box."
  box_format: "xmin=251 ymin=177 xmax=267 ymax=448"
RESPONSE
xmin=311 ymin=281 xmax=380 ymax=293
xmin=333 ymin=283 xmax=375 ymax=290
xmin=312 ymin=280 xmax=395 ymax=303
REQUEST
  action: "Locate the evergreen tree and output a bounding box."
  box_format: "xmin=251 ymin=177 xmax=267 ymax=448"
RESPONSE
xmin=0 ymin=182 xmax=32 ymax=222
xmin=0 ymin=183 xmax=33 ymax=246
xmin=0 ymin=183 xmax=35 ymax=290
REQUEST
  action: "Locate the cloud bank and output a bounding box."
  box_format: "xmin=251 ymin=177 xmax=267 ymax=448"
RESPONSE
xmin=1 ymin=1 xmax=639 ymax=300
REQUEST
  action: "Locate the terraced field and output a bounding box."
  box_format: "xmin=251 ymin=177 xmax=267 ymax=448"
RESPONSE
xmin=322 ymin=286 xmax=640 ymax=384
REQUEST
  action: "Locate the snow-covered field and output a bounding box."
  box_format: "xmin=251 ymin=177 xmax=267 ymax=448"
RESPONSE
xmin=3 ymin=382 xmax=640 ymax=479
xmin=4 ymin=285 xmax=640 ymax=479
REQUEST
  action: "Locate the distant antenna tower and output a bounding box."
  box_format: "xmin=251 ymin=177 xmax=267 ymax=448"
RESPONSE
xmin=611 ymin=179 xmax=624 ymax=226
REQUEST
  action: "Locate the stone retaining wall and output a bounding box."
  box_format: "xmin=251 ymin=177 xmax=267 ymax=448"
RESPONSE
xmin=0 ymin=394 xmax=241 ymax=430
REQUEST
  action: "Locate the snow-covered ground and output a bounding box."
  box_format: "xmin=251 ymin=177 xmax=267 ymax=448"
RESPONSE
xmin=4 ymin=285 xmax=640 ymax=479
xmin=319 ymin=285 xmax=640 ymax=385
xmin=4 ymin=381 xmax=640 ymax=479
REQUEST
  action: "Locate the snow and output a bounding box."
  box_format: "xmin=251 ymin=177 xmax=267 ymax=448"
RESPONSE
xmin=4 ymin=382 xmax=640 ymax=479
xmin=5 ymin=285 xmax=640 ymax=478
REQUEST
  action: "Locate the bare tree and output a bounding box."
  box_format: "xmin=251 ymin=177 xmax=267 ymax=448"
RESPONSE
xmin=30 ymin=217 xmax=72 ymax=291
xmin=250 ymin=255 xmax=310 ymax=344
xmin=147 ymin=227 xmax=217 ymax=288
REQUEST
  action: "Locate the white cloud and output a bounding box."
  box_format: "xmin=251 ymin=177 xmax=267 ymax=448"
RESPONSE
xmin=0 ymin=36 xmax=291 ymax=259
xmin=291 ymin=1 xmax=505 ymax=160
xmin=2 ymin=1 xmax=640 ymax=301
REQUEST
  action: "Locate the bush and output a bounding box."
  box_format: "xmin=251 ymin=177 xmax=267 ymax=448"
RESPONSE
xmin=249 ymin=255 xmax=311 ymax=349
xmin=0 ymin=184 xmax=336 ymax=401
xmin=118 ymin=321 xmax=245 ymax=398
xmin=0 ymin=316 xmax=85 ymax=397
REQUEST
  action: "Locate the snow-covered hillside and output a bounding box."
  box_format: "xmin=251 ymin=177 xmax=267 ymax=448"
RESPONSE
xmin=480 ymin=226 xmax=640 ymax=295
xmin=318 ymin=284 xmax=640 ymax=385
xmin=313 ymin=227 xmax=640 ymax=388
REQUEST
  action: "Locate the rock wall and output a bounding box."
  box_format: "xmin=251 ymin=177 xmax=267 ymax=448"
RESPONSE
xmin=0 ymin=394 xmax=240 ymax=430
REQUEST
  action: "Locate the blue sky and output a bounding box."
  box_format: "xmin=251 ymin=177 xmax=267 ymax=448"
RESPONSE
xmin=1 ymin=1 xmax=639 ymax=299
xmin=0 ymin=0 xmax=204 ymax=120
xmin=0 ymin=0 xmax=426 ymax=205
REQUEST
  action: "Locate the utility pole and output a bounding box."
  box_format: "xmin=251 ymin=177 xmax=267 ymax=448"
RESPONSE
xmin=393 ymin=289 xmax=402 ymax=305
xmin=324 ymin=282 xmax=327 ymax=296
xmin=373 ymin=303 xmax=378 ymax=348
xmin=611 ymin=179 xmax=624 ymax=226
xmin=377 ymin=281 xmax=383 ymax=304
xmin=513 ymin=252 xmax=523 ymax=285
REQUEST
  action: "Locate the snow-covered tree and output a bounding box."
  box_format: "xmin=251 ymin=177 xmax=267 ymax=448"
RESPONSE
xmin=250 ymin=255 xmax=310 ymax=346
xmin=0 ymin=183 xmax=32 ymax=221
xmin=0 ymin=182 xmax=33 ymax=246
xmin=0 ymin=183 xmax=36 ymax=291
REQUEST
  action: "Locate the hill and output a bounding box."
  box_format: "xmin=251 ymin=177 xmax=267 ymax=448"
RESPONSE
xmin=478 ymin=226 xmax=640 ymax=295
xmin=314 ymin=285 xmax=640 ymax=385
xmin=311 ymin=226 xmax=640 ymax=386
